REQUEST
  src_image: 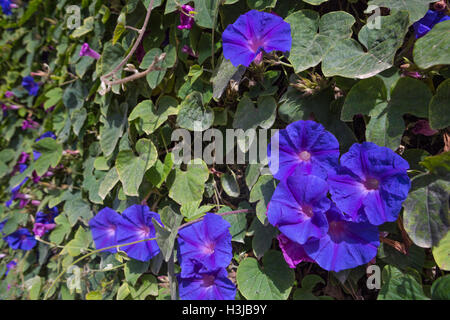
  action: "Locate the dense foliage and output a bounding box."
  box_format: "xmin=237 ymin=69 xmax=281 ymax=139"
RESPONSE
xmin=0 ymin=0 xmax=449 ymax=300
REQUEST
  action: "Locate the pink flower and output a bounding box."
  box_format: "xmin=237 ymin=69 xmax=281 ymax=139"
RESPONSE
xmin=79 ymin=43 xmax=101 ymax=60
xmin=277 ymin=234 xmax=314 ymax=268
xmin=178 ymin=5 xmax=195 ymax=30
xmin=33 ymin=222 xmax=56 ymax=237
xmin=412 ymin=120 xmax=438 ymax=136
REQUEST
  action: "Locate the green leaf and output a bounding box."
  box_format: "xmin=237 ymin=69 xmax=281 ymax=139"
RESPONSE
xmin=100 ymin=101 xmax=128 ymax=157
xmin=193 ymin=0 xmax=217 ymax=29
xmin=147 ymin=153 xmax=174 ymax=188
xmin=85 ymin=291 xmax=103 ymax=300
xmin=431 ymin=275 xmax=450 ymax=300
xmin=378 ymin=265 xmax=429 ymax=300
xmin=129 ymin=97 xmax=178 ymax=135
xmin=249 ymin=218 xmax=278 ymax=259
xmin=233 ymin=96 xmax=277 ymax=130
xmin=124 ymin=260 xmax=150 ymax=286
xmin=49 ymin=214 xmax=72 ymax=245
xmin=32 ymin=138 xmax=63 ymax=176
xmin=70 ymin=16 xmax=95 ymax=38
xmin=221 ymin=172 xmax=240 ymax=198
xmin=367 ymin=0 xmax=434 ymax=23
xmin=413 ymin=20 xmax=450 ymax=69
xmin=432 ymin=231 xmax=450 ymax=271
xmin=129 ymin=274 xmax=158 ymax=300
xmin=420 ymin=152 xmax=450 ymax=181
xmin=98 ymin=167 xmax=120 ymax=200
xmin=169 ymin=160 xmax=209 ymax=205
xmin=249 ymin=175 xmax=277 ymax=224
xmin=116 ymin=139 xmax=158 ymax=197
xmin=403 ymin=179 xmax=449 ymax=248
xmin=342 ymin=77 xmax=432 ymax=149
xmin=117 ymin=282 xmax=130 ymax=300
xmin=247 ymin=0 xmax=277 ymax=10
xmin=177 ymin=91 xmax=214 ymax=131
xmin=429 ymin=79 xmax=450 ymax=130
xmin=153 ymin=207 xmax=183 ymax=262
xmin=63 ymin=196 xmax=92 ymax=226
xmin=286 ymin=10 xmax=355 ymax=73
xmin=211 ymin=56 xmax=246 ymax=101
xmin=322 ymin=11 xmax=409 ymax=79
xmin=237 ymin=250 xmax=295 ymax=300
xmin=44 ymin=88 xmax=63 ymax=110
xmin=64 ymin=226 xmax=92 ymax=257
xmin=221 ymin=205 xmax=248 ymax=243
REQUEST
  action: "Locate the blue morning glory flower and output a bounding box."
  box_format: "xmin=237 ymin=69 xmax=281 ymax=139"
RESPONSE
xmin=178 ymin=267 xmax=236 ymax=300
xmin=116 ymin=205 xmax=161 ymax=262
xmin=0 ymin=0 xmax=12 ymax=16
xmin=222 ymin=10 xmax=292 ymax=67
xmin=22 ymin=76 xmax=40 ymax=96
xmin=268 ymin=120 xmax=340 ymax=181
xmin=35 ymin=206 xmax=59 ymax=224
xmin=177 ymin=213 xmax=233 ymax=278
xmin=328 ymin=142 xmax=411 ymax=226
xmin=267 ymin=172 xmax=331 ymax=245
xmin=89 ymin=207 xmax=122 ymax=254
xmin=33 ymin=131 xmax=56 ymax=160
xmin=0 ymin=219 xmax=7 ymax=234
xmin=4 ymin=228 xmax=37 ymax=251
xmin=303 ymin=204 xmax=380 ymax=272
xmin=413 ymin=10 xmax=450 ymax=38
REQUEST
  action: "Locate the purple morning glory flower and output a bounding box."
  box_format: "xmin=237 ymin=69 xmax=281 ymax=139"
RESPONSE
xmin=22 ymin=76 xmax=40 ymax=96
xmin=178 ymin=4 xmax=195 ymax=30
xmin=21 ymin=119 xmax=39 ymax=130
xmin=5 ymin=91 xmax=14 ymax=98
xmin=303 ymin=204 xmax=380 ymax=272
xmin=33 ymin=131 xmax=56 ymax=160
xmin=79 ymin=43 xmax=101 ymax=60
xmin=267 ymin=172 xmax=331 ymax=245
xmin=17 ymin=152 xmax=30 ymax=164
xmin=5 ymin=260 xmax=17 ymax=275
xmin=413 ymin=10 xmax=450 ymax=39
xmin=222 ymin=10 xmax=292 ymax=67
xmin=89 ymin=207 xmax=122 ymax=254
xmin=6 ymin=164 xmax=29 ymax=208
xmin=277 ymin=233 xmax=314 ymax=269
xmin=268 ymin=120 xmax=340 ymax=181
xmin=177 ymin=213 xmax=232 ymax=278
xmin=33 ymin=223 xmax=56 ymax=237
xmin=116 ymin=205 xmax=161 ymax=261
xmin=4 ymin=228 xmax=37 ymax=251
xmin=178 ymin=267 xmax=236 ymax=300
xmin=328 ymin=142 xmax=411 ymax=226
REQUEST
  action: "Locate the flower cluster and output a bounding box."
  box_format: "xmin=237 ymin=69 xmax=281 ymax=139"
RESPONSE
xmin=89 ymin=205 xmax=161 ymax=262
xmin=177 ymin=213 xmax=236 ymax=300
xmin=267 ymin=120 xmax=410 ymax=272
xmin=222 ymin=10 xmax=292 ymax=67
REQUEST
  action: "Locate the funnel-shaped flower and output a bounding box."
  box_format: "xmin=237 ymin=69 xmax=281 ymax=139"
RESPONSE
xmin=178 ymin=267 xmax=236 ymax=300
xmin=328 ymin=142 xmax=410 ymax=226
xmin=177 ymin=213 xmax=232 ymax=278
xmin=89 ymin=207 xmax=122 ymax=254
xmin=79 ymin=43 xmax=101 ymax=60
xmin=268 ymin=120 xmax=340 ymax=181
xmin=116 ymin=205 xmax=161 ymax=261
xmin=267 ymin=172 xmax=331 ymax=245
xmin=413 ymin=10 xmax=450 ymax=38
xmin=303 ymin=204 xmax=380 ymax=272
xmin=4 ymin=228 xmax=36 ymax=251
xmin=0 ymin=0 xmax=13 ymax=15
xmin=277 ymin=233 xmax=314 ymax=268
xmin=22 ymin=76 xmax=40 ymax=96
xmin=222 ymin=10 xmax=292 ymax=67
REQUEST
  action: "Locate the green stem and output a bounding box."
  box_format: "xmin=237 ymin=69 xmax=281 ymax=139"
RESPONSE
xmin=43 ymin=237 xmax=156 ymax=300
